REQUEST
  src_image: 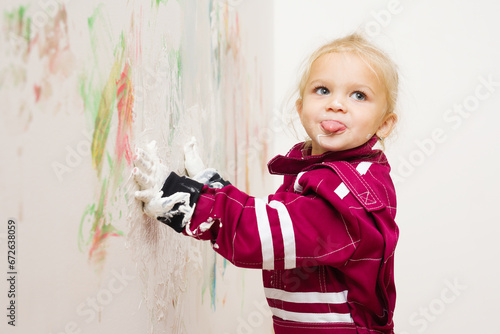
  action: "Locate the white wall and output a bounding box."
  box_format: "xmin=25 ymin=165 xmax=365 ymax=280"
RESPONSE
xmin=272 ymin=1 xmax=500 ymax=333
xmin=0 ymin=0 xmax=274 ymax=333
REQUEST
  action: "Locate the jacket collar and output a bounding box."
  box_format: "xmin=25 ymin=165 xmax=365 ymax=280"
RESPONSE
xmin=268 ymin=136 xmax=385 ymax=175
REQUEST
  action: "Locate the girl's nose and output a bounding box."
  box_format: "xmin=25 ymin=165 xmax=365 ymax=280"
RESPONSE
xmin=327 ymin=98 xmax=347 ymax=113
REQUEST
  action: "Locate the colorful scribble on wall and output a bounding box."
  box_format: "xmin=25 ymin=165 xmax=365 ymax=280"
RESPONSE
xmin=78 ymin=5 xmax=136 ymax=268
xmin=1 ymin=4 xmax=77 ymax=133
xmin=0 ymin=0 xmax=273 ymax=333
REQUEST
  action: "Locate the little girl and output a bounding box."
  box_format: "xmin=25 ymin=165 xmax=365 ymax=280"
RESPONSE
xmin=133 ymin=33 xmax=399 ymax=334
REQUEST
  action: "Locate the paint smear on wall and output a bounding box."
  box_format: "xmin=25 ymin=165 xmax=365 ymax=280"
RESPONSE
xmin=2 ymin=0 xmax=271 ymax=332
xmin=0 ymin=4 xmax=77 ymax=134
xmin=1 ymin=0 xmax=273 ymax=333
xmin=78 ymin=5 xmax=137 ymax=269
xmin=200 ymin=1 xmax=270 ymax=315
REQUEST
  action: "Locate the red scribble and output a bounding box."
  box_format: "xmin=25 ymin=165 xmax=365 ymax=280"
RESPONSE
xmin=34 ymin=85 xmax=41 ymax=102
xmin=115 ymin=62 xmax=135 ymax=165
xmin=88 ymin=224 xmax=122 ymax=262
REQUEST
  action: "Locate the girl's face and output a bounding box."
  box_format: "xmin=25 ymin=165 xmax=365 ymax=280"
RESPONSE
xmin=297 ymin=52 xmax=395 ymax=155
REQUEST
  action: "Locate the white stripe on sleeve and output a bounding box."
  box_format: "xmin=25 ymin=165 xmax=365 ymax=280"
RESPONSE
xmin=269 ymin=307 xmax=354 ymax=324
xmin=264 ymin=288 xmax=348 ymax=304
xmin=293 ymin=171 xmax=306 ymax=193
xmin=269 ymin=201 xmax=296 ymax=269
xmin=334 ymin=162 xmax=372 ymax=199
xmin=255 ymin=197 xmax=275 ymax=270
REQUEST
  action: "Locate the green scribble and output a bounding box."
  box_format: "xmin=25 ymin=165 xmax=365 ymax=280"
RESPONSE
xmin=175 ymin=48 xmax=182 ymax=78
xmin=78 ymin=178 xmax=124 ymax=264
xmin=118 ymin=31 xmax=126 ymax=52
xmin=80 ymin=4 xmax=112 ymax=124
xmin=78 ymin=5 xmax=132 ymax=268
xmin=3 ymin=5 xmax=32 ymax=51
xmin=152 ymin=0 xmax=168 ymax=8
xmin=91 ymin=57 xmax=120 ymax=176
xmin=165 ymin=48 xmax=182 ymax=144
xmin=78 ymin=203 xmax=96 ymax=252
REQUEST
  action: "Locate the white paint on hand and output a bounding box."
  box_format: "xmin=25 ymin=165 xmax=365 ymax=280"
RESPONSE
xmin=192 ymin=168 xmax=217 ymax=184
xmin=184 ymin=136 xmax=205 ymax=177
xmin=132 ymin=140 xmax=172 ymax=219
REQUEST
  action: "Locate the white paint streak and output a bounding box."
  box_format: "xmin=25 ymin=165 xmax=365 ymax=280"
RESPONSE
xmin=199 ymin=217 xmax=215 ymax=232
xmin=316 ymin=133 xmax=333 ymax=149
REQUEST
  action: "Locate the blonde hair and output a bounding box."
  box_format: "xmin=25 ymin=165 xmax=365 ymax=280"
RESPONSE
xmin=293 ymin=33 xmax=399 ymax=148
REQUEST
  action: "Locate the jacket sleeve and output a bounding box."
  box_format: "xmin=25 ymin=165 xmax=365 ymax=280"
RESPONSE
xmin=183 ymin=168 xmax=366 ymax=270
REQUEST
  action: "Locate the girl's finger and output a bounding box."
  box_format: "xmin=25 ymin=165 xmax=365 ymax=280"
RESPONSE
xmin=134 ymin=153 xmax=153 ymax=172
xmin=134 ymin=147 xmax=153 ymax=166
xmin=135 ymin=189 xmax=154 ymax=202
xmin=132 ymin=167 xmax=153 ymax=188
xmin=184 ymin=136 xmax=205 ymax=176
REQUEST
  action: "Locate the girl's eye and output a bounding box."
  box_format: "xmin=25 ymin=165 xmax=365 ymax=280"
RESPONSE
xmin=314 ymin=87 xmax=330 ymax=96
xmin=351 ymin=91 xmax=366 ymax=101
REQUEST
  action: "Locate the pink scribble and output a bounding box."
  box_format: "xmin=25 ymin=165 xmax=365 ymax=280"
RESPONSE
xmin=115 ymin=62 xmax=135 ymax=165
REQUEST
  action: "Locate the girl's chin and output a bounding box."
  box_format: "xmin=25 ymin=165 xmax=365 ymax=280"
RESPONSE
xmin=314 ymin=135 xmax=346 ymax=153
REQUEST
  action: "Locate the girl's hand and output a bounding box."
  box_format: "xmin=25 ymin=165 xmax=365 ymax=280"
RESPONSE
xmin=133 ymin=140 xmax=204 ymax=231
xmin=183 ymin=137 xmax=229 ymax=189
xmin=132 ymin=141 xmax=176 ymax=219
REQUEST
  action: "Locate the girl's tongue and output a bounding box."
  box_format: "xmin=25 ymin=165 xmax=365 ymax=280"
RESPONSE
xmin=321 ymin=120 xmax=346 ymax=133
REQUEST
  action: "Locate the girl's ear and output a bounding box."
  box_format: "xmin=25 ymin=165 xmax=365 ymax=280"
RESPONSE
xmin=296 ymin=98 xmax=303 ymax=116
xmin=376 ymin=113 xmax=397 ymax=139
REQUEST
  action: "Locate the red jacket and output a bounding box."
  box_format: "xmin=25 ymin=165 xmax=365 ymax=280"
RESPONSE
xmin=184 ymin=137 xmax=398 ymax=333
